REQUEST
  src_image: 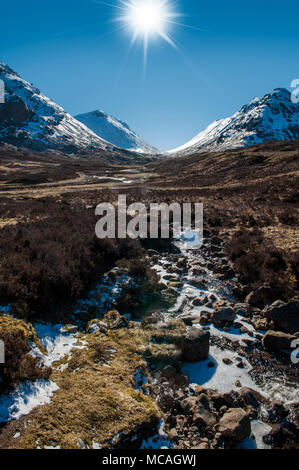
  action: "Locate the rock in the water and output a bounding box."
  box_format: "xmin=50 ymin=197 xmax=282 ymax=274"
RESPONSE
xmin=238 ymin=387 xmax=267 ymax=409
xmin=211 ymin=303 xmax=236 ymax=325
xmin=218 ymin=408 xmax=251 ymax=442
xmin=263 ymin=330 xmax=297 ymax=351
xmin=266 ymin=401 xmax=289 ymax=423
xmin=180 ymin=327 xmax=210 ymax=362
xmin=263 ymin=300 xmax=299 ymax=334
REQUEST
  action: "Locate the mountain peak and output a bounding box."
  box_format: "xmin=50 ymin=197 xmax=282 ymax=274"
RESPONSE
xmin=168 ymin=88 xmax=299 ymax=155
xmin=75 ymin=110 xmax=159 ymax=154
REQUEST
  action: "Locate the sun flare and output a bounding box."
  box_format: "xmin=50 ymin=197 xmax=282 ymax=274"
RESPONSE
xmin=117 ymin=0 xmax=180 ymax=65
xmin=124 ymin=0 xmax=169 ymax=37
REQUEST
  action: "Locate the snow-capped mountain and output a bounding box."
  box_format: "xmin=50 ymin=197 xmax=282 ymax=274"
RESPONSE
xmin=0 ymin=63 xmax=118 ymax=153
xmin=168 ymin=88 xmax=299 ymax=155
xmin=75 ymin=110 xmax=159 ymax=154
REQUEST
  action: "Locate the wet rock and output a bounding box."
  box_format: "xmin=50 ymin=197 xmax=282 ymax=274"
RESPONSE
xmin=266 ymin=401 xmax=289 ymax=423
xmin=263 ymin=330 xmax=297 ymax=351
xmin=263 ymin=300 xmax=299 ymax=334
xmin=217 ymin=408 xmax=251 ymax=442
xmin=189 ymin=278 xmax=207 ymax=289
xmin=180 ymin=328 xmax=210 ymax=362
xmin=263 ymin=421 xmax=299 ymax=448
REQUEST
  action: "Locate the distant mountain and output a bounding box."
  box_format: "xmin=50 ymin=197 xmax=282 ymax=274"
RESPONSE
xmin=0 ymin=63 xmax=118 ymax=154
xmin=167 ymin=88 xmax=299 ymax=155
xmin=75 ymin=110 xmax=159 ymax=154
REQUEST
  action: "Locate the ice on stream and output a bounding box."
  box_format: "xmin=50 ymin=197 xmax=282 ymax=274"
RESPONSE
xmin=183 ymin=345 xmax=259 ymax=394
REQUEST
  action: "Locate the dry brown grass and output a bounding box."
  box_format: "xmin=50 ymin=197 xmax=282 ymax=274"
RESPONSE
xmin=10 ymin=327 xmax=161 ymax=449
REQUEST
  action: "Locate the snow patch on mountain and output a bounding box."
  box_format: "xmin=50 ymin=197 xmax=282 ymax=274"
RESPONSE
xmin=168 ymin=88 xmax=299 ymax=155
xmin=75 ymin=110 xmax=159 ymax=154
xmin=0 ymin=63 xmax=115 ymax=153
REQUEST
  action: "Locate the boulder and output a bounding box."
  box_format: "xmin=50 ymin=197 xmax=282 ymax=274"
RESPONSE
xmin=238 ymin=387 xmax=267 ymax=409
xmin=218 ymin=408 xmax=251 ymax=442
xmin=263 ymin=300 xmax=299 ymax=334
xmin=180 ymin=328 xmax=210 ymax=362
xmin=266 ymin=401 xmax=289 ymax=423
xmin=263 ymin=330 xmax=297 ymax=351
xmin=211 ymin=305 xmax=236 ymax=325
xmin=246 ymin=286 xmax=275 ymax=307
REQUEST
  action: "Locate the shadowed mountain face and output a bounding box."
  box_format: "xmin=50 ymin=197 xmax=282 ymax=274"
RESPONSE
xmin=168 ymin=89 xmax=299 ymax=156
xmin=75 ymin=110 xmax=159 ymax=155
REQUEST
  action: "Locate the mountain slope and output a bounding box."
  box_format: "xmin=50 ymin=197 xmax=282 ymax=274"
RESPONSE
xmin=0 ymin=63 xmax=116 ymax=154
xmin=75 ymin=110 xmax=159 ymax=154
xmin=168 ymin=88 xmax=299 ymax=155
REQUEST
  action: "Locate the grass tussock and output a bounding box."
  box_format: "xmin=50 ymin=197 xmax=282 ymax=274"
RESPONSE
xmin=13 ymin=327 xmax=161 ymax=449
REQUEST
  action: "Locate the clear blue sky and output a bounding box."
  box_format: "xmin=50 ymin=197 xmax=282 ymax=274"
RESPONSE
xmin=1 ymin=0 xmax=299 ymax=150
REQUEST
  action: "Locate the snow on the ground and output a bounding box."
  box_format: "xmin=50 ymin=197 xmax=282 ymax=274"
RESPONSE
xmin=140 ymin=419 xmax=173 ymax=449
xmin=182 ymin=345 xmax=260 ymax=394
xmin=0 ymin=321 xmax=86 ymax=424
xmin=134 ymin=367 xmax=149 ymax=395
xmin=73 ymin=269 xmax=133 ymax=317
xmin=0 ymin=379 xmax=59 ymax=423
xmin=32 ymin=323 xmax=80 ymax=367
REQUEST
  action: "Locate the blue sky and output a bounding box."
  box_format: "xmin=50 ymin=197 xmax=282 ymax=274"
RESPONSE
xmin=1 ymin=0 xmax=299 ymax=150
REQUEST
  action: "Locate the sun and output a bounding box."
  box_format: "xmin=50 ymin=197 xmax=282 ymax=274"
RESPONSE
xmin=97 ymin=0 xmax=205 ymax=70
xmin=124 ymin=0 xmax=169 ymax=37
xmin=116 ymin=0 xmax=180 ymax=65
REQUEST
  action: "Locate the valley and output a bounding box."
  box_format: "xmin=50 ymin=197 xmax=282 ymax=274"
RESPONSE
xmin=0 ymin=139 xmax=298 ymax=450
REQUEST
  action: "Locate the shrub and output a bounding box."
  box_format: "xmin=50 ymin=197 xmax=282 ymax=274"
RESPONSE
xmin=0 ymin=328 xmax=51 ymax=394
